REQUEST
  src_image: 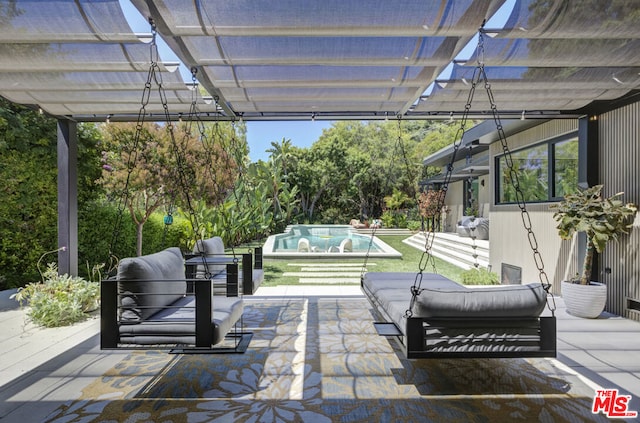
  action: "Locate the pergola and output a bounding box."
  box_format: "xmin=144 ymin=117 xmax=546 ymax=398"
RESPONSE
xmin=1 ymin=0 xmax=640 ymax=272
xmin=2 ymin=0 xmax=639 ymax=122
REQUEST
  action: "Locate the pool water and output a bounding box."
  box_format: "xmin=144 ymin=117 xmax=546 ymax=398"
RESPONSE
xmin=263 ymin=224 xmax=402 ymax=258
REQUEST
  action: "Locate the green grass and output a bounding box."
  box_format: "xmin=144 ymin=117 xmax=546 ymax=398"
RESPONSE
xmin=260 ymin=235 xmax=464 ymax=287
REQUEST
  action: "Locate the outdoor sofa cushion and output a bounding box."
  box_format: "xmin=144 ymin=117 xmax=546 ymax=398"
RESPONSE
xmin=456 ymin=217 xmax=490 ymax=240
xmin=118 ymin=247 xmax=186 ymax=322
xmin=193 ymin=236 xmax=227 ymax=277
xmin=193 ymin=236 xmax=264 ymax=295
xmin=362 ymin=272 xmax=547 ymax=335
xmin=115 ymin=246 xmax=244 ymax=346
xmin=118 ymin=295 xmax=244 ymax=345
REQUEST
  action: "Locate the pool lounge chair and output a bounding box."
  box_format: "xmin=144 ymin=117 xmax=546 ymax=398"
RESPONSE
xmin=338 ymin=238 xmax=353 ymax=253
xmin=297 ymin=238 xmax=311 ymax=252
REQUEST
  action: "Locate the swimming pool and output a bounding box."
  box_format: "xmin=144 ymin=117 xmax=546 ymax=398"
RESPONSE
xmin=263 ymin=224 xmax=402 ymax=259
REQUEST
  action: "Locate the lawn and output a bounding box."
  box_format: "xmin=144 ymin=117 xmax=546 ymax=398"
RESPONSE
xmin=260 ymin=235 xmax=465 ymax=286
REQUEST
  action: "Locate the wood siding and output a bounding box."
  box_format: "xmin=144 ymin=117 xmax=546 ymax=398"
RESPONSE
xmin=599 ymin=102 xmax=640 ymax=321
xmin=489 ymin=120 xmax=579 ymax=295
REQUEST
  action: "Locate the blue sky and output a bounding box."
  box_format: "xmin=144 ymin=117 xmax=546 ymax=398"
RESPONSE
xmin=245 ymin=121 xmax=334 ymax=162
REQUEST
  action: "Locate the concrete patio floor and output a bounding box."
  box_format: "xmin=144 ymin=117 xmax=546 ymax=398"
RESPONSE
xmin=1 ymin=285 xmax=639 ymax=422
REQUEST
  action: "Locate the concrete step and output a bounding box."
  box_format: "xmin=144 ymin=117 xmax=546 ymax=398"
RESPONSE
xmin=297 ymin=267 xmax=365 ymax=273
xmin=403 ymin=232 xmax=490 ymax=270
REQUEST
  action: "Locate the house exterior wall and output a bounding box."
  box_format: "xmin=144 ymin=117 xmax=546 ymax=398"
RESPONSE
xmin=489 ymin=120 xmax=579 ymax=295
xmin=442 ymin=181 xmax=464 ymax=232
xmin=478 ymin=174 xmax=490 ymax=217
xmin=488 ymin=104 xmax=640 ymax=321
xmin=599 ymin=102 xmax=640 ymax=321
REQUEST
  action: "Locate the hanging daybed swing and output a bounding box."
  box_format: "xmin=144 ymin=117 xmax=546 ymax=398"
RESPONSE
xmin=100 ymin=19 xmax=252 ymax=354
xmin=361 ymin=26 xmax=557 ymax=359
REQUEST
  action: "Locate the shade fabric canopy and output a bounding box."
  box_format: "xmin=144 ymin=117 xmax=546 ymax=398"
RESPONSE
xmin=0 ymin=0 xmax=639 ymax=121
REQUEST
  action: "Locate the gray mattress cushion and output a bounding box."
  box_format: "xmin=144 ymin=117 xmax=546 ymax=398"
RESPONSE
xmin=414 ymin=283 xmax=547 ymax=318
xmin=363 ymin=272 xmax=460 ymax=295
xmin=362 ymin=272 xmax=465 ymax=335
xmin=118 ymin=247 xmax=186 ymax=322
xmin=363 ymin=272 xmax=547 ymax=335
xmin=119 ymin=295 xmax=244 ymax=345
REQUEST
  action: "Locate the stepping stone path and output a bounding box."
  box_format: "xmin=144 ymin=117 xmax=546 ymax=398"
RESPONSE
xmin=284 ymin=262 xmax=376 ymax=284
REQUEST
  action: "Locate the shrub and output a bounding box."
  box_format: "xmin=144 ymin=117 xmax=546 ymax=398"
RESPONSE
xmin=461 ymin=267 xmax=499 ymax=285
xmin=406 ymin=220 xmax=421 ymax=231
xmin=11 ymin=262 xmax=100 ymax=328
xmin=394 ymin=212 xmax=408 ymax=228
xmin=380 ymin=210 xmax=394 ymax=228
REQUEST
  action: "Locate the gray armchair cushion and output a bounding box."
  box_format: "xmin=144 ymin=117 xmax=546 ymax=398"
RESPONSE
xmin=414 ymin=283 xmax=547 ymax=318
xmin=193 ymin=236 xmax=227 ymax=276
xmin=457 ymin=217 xmax=489 ymax=240
xmin=118 ymin=247 xmax=186 ymax=322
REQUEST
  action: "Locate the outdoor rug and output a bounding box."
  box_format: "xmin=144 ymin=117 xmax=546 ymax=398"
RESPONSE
xmin=46 ymin=297 xmax=609 ymax=422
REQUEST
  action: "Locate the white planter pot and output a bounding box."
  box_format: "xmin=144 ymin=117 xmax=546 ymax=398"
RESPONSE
xmin=561 ymin=281 xmax=607 ymax=318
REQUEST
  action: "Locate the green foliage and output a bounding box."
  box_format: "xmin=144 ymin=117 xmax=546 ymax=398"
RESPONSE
xmin=464 ymin=204 xmax=478 ymax=217
xmin=394 ymin=212 xmax=408 ymax=228
xmin=0 ymin=98 xmax=104 ymax=289
xmin=551 ymin=185 xmax=637 ymax=284
xmin=380 ymin=210 xmax=395 ymax=228
xmin=406 ymin=220 xmax=422 ymax=232
xmin=461 ymin=267 xmax=499 ymax=285
xmin=11 ymin=262 xmax=100 ymax=328
xmin=0 ymin=106 xmax=56 ymax=287
xmin=0 ymin=109 xmax=478 ymax=291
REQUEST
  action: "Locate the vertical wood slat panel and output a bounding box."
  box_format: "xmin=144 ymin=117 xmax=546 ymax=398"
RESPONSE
xmin=599 ymin=102 xmax=640 ymax=321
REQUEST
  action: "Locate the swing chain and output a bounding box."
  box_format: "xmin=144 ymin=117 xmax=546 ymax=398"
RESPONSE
xmin=405 ymin=62 xmax=477 ymax=316
xmin=407 ymin=28 xmax=557 ymax=316
xmin=107 ymin=20 xmax=160 ymax=264
xmin=480 ymin=61 xmax=556 ymax=312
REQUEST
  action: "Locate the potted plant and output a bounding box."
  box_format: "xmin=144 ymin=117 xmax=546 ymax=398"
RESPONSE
xmin=551 ymin=185 xmax=637 ymax=318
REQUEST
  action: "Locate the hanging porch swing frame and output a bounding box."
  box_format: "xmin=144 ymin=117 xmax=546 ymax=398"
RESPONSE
xmin=363 ymin=26 xmax=557 ymax=359
xmin=100 ymin=19 xmax=251 ymax=354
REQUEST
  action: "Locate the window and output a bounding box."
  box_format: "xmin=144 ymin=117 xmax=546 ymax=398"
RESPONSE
xmin=552 ymin=139 xmax=579 ymax=198
xmin=496 ymin=135 xmax=578 ymax=204
xmin=463 ymin=177 xmax=479 ymax=215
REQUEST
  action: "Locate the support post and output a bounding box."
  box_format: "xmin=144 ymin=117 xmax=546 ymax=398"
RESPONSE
xmin=227 ymin=262 xmax=239 ymax=297
xmin=57 ymin=119 xmax=78 ymax=276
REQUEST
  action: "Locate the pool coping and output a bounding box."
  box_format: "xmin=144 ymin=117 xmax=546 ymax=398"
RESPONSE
xmin=263 ymin=225 xmax=402 ymax=259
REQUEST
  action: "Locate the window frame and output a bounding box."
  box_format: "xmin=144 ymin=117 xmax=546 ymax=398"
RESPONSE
xmin=495 ymin=133 xmax=578 ymax=205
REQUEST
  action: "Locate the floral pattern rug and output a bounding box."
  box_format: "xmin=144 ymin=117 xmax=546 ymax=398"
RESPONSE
xmin=46 ymin=297 xmax=608 ymax=422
